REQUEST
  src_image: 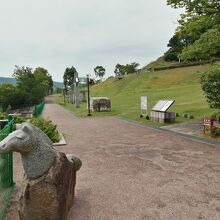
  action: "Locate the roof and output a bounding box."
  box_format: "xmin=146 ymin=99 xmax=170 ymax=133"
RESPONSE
xmin=152 ymin=100 xmax=175 ymax=112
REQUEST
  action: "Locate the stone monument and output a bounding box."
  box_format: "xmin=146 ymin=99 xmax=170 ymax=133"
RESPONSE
xmin=0 ymin=123 xmax=82 ymax=220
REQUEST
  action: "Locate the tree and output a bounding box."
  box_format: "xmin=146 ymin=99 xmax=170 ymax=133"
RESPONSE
xmin=114 ymin=64 xmax=125 ymax=77
xmin=201 ymin=65 xmax=220 ymax=109
xmin=34 ymin=67 xmax=53 ymax=94
xmin=124 ymin=62 xmax=140 ymax=74
xmin=167 ymin=0 xmax=220 ymax=16
xmin=165 ymin=0 xmax=220 ymax=61
xmin=0 ymin=84 xmax=27 ymax=110
xmin=114 ymin=62 xmax=140 ymax=77
xmin=179 ymin=28 xmax=220 ymax=60
xmin=94 ymin=66 xmax=106 ymax=81
xmin=13 ymin=65 xmax=53 ymax=105
xmin=63 ymin=66 xmax=78 ymax=89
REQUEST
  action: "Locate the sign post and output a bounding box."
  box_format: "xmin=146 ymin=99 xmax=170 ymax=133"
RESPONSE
xmin=140 ymin=96 xmax=148 ymax=119
xmin=203 ymin=118 xmax=213 ymax=134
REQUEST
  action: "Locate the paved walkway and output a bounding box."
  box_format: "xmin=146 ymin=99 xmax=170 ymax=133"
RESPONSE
xmin=6 ymin=97 xmax=220 ymax=219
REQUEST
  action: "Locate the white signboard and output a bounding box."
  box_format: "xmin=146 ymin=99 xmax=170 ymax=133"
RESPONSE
xmin=141 ymin=96 xmax=148 ymax=110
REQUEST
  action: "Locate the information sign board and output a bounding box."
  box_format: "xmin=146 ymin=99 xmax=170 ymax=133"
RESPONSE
xmin=141 ymin=96 xmax=148 ymax=110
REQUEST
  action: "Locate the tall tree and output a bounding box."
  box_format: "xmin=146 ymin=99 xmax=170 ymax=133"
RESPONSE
xmin=165 ymin=0 xmax=220 ymax=61
xmin=94 ymin=66 xmax=106 ymax=81
xmin=114 ymin=64 xmax=125 ymax=77
xmin=63 ymin=66 xmax=78 ymax=89
xmin=13 ymin=65 xmax=53 ymax=105
xmin=34 ymin=67 xmax=53 ymax=94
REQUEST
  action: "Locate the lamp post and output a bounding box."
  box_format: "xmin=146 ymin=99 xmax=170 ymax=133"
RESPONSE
xmin=87 ymin=74 xmax=91 ymax=116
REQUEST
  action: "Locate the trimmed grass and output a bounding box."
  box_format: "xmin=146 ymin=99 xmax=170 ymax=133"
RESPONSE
xmin=55 ymin=63 xmax=219 ymax=127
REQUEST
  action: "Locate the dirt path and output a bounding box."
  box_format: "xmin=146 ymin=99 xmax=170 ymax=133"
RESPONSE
xmin=5 ymin=96 xmax=220 ymax=220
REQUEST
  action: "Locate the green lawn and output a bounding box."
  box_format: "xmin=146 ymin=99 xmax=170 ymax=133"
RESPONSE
xmin=55 ymin=63 xmax=219 ymax=127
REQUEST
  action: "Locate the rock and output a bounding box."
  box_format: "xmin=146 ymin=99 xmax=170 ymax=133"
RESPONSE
xmin=18 ymin=152 xmax=77 ymax=220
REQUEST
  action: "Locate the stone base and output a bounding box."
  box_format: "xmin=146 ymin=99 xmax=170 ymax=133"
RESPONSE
xmin=18 ymin=152 xmax=76 ymax=220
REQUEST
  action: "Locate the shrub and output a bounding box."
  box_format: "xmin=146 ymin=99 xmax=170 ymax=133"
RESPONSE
xmin=201 ymin=65 xmax=220 ymax=109
xmin=211 ymin=112 xmax=220 ymax=121
xmin=211 ymin=127 xmax=220 ymax=137
xmin=12 ymin=115 xmax=26 ymax=130
xmin=0 ymin=112 xmax=6 ymax=120
xmin=30 ymin=117 xmax=60 ymax=143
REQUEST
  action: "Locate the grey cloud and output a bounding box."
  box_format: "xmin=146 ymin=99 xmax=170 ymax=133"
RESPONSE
xmin=0 ymin=0 xmax=183 ymax=81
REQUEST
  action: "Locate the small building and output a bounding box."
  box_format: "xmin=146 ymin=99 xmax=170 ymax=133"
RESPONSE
xmin=150 ymin=100 xmax=175 ymax=123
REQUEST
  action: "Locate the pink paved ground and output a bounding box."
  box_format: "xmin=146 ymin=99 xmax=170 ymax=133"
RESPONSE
xmin=5 ymin=97 xmax=220 ymax=219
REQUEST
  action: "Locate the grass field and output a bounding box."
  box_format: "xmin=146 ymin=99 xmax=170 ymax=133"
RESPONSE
xmin=55 ymin=63 xmax=219 ymax=127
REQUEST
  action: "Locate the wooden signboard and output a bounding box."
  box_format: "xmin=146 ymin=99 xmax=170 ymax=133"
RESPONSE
xmin=203 ymin=118 xmax=213 ymax=134
xmin=203 ymin=118 xmax=213 ymax=126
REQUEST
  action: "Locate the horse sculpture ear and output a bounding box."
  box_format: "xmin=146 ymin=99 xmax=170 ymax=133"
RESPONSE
xmin=20 ymin=124 xmax=30 ymax=134
xmin=16 ymin=131 xmax=26 ymax=140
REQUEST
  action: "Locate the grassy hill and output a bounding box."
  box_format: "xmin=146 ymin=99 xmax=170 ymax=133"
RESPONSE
xmin=56 ymin=63 xmax=219 ymax=125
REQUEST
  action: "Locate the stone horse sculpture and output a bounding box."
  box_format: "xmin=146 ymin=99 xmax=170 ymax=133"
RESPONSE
xmin=0 ymin=123 xmax=82 ymax=220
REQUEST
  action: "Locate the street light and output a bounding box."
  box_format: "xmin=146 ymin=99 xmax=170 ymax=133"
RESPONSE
xmin=87 ymin=74 xmax=91 ymax=116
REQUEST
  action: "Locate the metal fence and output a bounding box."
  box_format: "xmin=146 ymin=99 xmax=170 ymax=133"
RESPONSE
xmin=0 ymin=119 xmax=14 ymax=220
xmin=34 ymin=101 xmax=45 ymax=118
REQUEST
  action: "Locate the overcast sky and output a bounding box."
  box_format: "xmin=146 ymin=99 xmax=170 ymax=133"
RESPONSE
xmin=0 ymin=0 xmax=183 ymax=82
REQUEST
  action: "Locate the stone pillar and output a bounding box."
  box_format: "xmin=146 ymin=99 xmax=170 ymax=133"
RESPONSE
xmin=18 ymin=153 xmax=78 ymax=220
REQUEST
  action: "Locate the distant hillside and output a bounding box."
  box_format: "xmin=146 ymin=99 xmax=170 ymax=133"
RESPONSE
xmin=0 ymin=77 xmax=64 ymax=88
xmin=0 ymin=77 xmax=16 ymax=84
xmin=53 ymin=81 xmax=64 ymax=88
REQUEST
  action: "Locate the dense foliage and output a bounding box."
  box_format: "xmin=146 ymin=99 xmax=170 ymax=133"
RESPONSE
xmin=165 ymin=0 xmax=220 ymax=61
xmin=94 ymin=66 xmax=106 ymax=80
xmin=0 ymin=66 xmax=53 ymax=110
xmin=30 ymin=117 xmax=60 ymax=143
xmin=63 ymin=66 xmax=78 ymax=89
xmin=201 ymin=65 xmax=220 ymax=109
xmin=114 ymin=62 xmax=139 ymax=77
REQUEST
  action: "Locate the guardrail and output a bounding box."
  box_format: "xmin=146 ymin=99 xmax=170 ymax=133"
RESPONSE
xmin=0 ymin=118 xmax=14 ymax=220
xmin=34 ymin=101 xmax=45 ymax=118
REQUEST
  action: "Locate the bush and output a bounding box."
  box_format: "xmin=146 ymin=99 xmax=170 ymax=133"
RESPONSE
xmin=12 ymin=115 xmax=26 ymax=130
xmin=211 ymin=112 xmax=220 ymax=121
xmin=211 ymin=127 xmax=220 ymax=137
xmin=30 ymin=117 xmax=60 ymax=143
xmin=201 ymin=64 xmax=220 ymax=108
xmin=0 ymin=113 xmax=6 ymax=120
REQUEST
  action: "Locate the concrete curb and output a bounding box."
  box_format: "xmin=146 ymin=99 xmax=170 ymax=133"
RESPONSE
xmin=53 ymin=133 xmax=67 ymax=146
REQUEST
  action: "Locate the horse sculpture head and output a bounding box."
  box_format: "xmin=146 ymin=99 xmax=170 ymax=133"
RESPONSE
xmin=0 ymin=122 xmax=81 ymax=179
xmin=0 ymin=123 xmax=57 ymax=179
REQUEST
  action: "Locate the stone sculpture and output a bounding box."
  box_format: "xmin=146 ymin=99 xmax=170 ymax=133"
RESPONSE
xmin=0 ymin=123 xmax=82 ymax=220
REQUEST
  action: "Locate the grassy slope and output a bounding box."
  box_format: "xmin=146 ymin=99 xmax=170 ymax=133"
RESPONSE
xmin=56 ymin=63 xmax=218 ymax=126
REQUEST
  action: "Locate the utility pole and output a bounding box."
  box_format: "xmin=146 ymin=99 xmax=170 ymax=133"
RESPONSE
xmin=87 ymin=75 xmax=91 ymax=116
xmin=74 ymin=73 xmax=80 ymax=108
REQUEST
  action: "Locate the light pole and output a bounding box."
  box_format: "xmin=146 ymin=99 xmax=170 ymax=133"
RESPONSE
xmin=87 ymin=74 xmax=91 ymax=116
